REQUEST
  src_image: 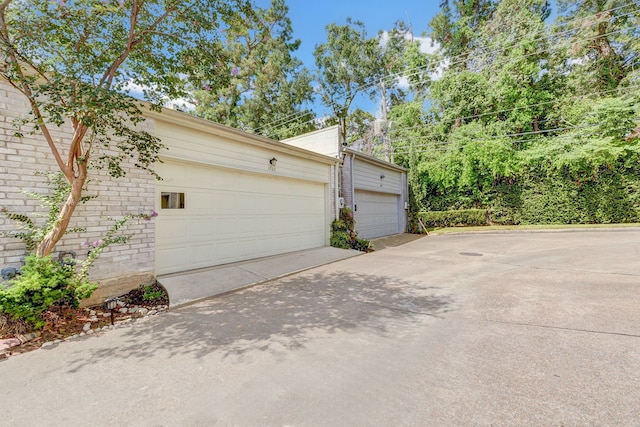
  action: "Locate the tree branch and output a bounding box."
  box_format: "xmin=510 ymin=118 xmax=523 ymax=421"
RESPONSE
xmin=0 ymin=3 xmax=69 ymax=179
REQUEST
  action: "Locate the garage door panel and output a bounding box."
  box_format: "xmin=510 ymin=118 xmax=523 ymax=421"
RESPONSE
xmin=354 ymin=190 xmax=400 ymax=239
xmin=156 ymin=161 xmax=327 ymax=275
xmin=156 ymin=247 xmax=190 ymax=272
xmin=156 ymin=218 xmax=189 ymax=243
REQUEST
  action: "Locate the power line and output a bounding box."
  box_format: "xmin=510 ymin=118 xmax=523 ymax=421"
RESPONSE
xmin=257 ymin=4 xmax=639 ymax=135
xmin=263 ymin=23 xmax=639 ymax=135
xmin=389 ymin=118 xmax=640 ymax=155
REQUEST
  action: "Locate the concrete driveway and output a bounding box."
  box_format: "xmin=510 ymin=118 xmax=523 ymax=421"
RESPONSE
xmin=1 ymin=229 xmax=639 ymax=426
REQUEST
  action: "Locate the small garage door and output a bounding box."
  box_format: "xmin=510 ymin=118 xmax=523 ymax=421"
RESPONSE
xmin=156 ymin=160 xmax=327 ymax=275
xmin=354 ymin=190 xmax=400 ymax=239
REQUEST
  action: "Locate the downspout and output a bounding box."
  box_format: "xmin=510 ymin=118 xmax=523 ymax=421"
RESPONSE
xmin=334 ymin=159 xmax=340 ymax=221
xmin=350 ymin=152 xmax=355 ymax=212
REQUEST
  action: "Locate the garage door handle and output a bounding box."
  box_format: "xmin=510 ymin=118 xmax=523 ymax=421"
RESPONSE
xmin=354 ymin=204 xmax=357 ymax=212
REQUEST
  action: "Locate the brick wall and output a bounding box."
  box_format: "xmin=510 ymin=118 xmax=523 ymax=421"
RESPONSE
xmin=0 ymin=80 xmax=156 ymax=304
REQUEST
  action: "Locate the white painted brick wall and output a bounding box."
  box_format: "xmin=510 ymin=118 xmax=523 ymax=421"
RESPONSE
xmin=0 ymin=80 xmax=155 ymax=287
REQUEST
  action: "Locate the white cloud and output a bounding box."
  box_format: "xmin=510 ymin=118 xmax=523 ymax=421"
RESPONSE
xmin=120 ymin=79 xmax=195 ymax=112
xmin=414 ymin=35 xmax=438 ymax=55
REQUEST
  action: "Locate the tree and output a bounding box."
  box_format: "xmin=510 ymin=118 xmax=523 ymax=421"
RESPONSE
xmin=477 ymin=0 xmax=554 ymax=136
xmin=428 ymin=1 xmax=496 ymax=129
xmin=0 ymin=0 xmax=247 ymax=257
xmin=555 ymin=0 xmax=640 ymax=92
xmin=429 ymin=0 xmax=496 ymax=71
xmin=314 ymin=18 xmax=385 ymax=142
xmin=345 ymin=108 xmax=376 ymax=153
xmin=191 ymin=0 xmax=315 ymax=140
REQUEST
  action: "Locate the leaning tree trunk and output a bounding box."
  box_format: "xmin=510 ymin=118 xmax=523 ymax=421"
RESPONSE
xmin=36 ymin=172 xmax=87 ymax=257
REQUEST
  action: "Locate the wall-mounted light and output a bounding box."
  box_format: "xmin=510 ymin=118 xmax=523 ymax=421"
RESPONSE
xmin=269 ymin=157 xmax=277 ymax=166
xmin=380 ymin=173 xmax=385 ymax=179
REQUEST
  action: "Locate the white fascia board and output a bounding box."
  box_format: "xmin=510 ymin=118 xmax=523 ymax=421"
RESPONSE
xmin=144 ymin=106 xmax=339 ymax=166
xmin=343 ymin=148 xmax=407 ymax=172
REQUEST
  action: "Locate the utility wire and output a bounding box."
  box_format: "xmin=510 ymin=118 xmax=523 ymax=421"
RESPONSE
xmin=260 ymin=23 xmax=639 ymax=135
xmin=256 ymin=4 xmax=639 ymax=135
xmin=389 ymin=118 xmax=640 ymax=155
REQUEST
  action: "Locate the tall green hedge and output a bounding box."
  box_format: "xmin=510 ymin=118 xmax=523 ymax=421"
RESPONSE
xmin=414 ymin=209 xmax=487 ymax=228
xmin=491 ymin=167 xmax=640 ymax=225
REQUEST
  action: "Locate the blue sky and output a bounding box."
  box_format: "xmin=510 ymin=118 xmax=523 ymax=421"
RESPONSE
xmin=251 ymin=0 xmax=443 ymax=117
xmin=284 ymin=1 xmax=442 ymax=71
xmin=250 ymin=1 xmax=560 ymax=120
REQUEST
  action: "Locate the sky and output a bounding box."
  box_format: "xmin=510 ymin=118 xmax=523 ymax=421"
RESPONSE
xmin=284 ymin=0 xmax=441 ymax=70
xmin=254 ymin=0 xmax=444 ymax=118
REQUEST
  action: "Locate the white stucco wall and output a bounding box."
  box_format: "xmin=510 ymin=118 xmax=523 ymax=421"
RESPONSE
xmin=282 ymin=125 xmax=342 ymax=158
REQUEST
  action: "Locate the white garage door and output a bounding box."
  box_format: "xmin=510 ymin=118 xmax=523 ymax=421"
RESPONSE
xmin=155 ymin=160 xmax=327 ymax=275
xmin=354 ymin=190 xmax=400 ymax=239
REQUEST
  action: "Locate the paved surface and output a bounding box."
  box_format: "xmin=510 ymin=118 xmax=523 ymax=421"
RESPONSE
xmin=1 ymin=229 xmax=639 ymax=426
xmin=159 ymin=235 xmax=421 ymax=307
xmin=158 ymin=247 xmax=363 ymax=307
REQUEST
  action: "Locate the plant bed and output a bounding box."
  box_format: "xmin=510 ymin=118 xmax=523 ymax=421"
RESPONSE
xmin=0 ymin=282 xmax=169 ymax=359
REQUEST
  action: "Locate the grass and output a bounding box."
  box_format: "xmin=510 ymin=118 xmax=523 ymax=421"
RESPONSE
xmin=425 ymin=223 xmax=640 ymax=235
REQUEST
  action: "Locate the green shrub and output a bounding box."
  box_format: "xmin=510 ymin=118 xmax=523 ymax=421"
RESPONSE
xmin=329 ymin=208 xmax=374 ymax=252
xmin=353 ymin=238 xmax=375 ymax=252
xmin=491 ymin=168 xmax=640 ymax=225
xmin=330 ymin=229 xmax=351 ymax=249
xmin=415 ymin=209 xmax=487 ymax=228
xmin=142 ymin=284 xmax=164 ymax=302
xmin=0 ymin=255 xmax=97 ymax=329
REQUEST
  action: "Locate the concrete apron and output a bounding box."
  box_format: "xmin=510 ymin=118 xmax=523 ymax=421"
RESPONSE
xmin=158 ymin=247 xmax=362 ymax=308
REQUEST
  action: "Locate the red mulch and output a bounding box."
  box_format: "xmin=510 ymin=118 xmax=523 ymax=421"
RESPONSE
xmin=1 ymin=282 xmax=169 ymax=357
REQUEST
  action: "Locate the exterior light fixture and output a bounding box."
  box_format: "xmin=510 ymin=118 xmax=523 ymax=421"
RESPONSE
xmin=380 ymin=173 xmax=385 ymax=179
xmin=269 ymin=157 xmax=277 ymax=166
xmin=104 ymin=297 xmax=120 ymax=325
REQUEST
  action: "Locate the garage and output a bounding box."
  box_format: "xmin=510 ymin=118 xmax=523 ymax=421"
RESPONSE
xmin=147 ymin=108 xmax=336 ymax=276
xmin=354 ymin=190 xmax=400 ymax=239
xmin=282 ymin=127 xmax=409 ymax=240
xmin=346 ymin=149 xmax=408 ymax=240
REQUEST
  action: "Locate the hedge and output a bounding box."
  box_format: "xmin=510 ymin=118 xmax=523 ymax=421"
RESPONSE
xmin=414 ymin=209 xmax=487 ymax=228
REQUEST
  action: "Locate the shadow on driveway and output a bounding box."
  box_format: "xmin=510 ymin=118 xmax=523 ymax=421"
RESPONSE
xmin=66 ymin=270 xmax=452 ymax=371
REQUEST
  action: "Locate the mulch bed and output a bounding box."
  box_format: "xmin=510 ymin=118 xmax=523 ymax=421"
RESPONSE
xmin=0 ymin=282 xmax=169 ymax=358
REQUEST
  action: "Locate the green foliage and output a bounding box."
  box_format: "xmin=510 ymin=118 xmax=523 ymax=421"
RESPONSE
xmin=77 ymin=213 xmax=151 ymax=279
xmin=142 ymin=285 xmax=164 ymax=302
xmin=429 ymin=0 xmax=496 ymax=71
xmin=329 ymin=208 xmax=374 ymax=252
xmin=0 ymin=255 xmax=97 ymax=329
xmin=192 ymin=0 xmax=315 ymax=139
xmin=491 ymin=167 xmax=640 ymax=225
xmin=339 ymin=207 xmax=356 ymax=230
xmin=329 ymin=230 xmax=352 ymax=250
xmin=314 ymin=18 xmax=385 ymax=141
xmin=555 ymin=0 xmax=639 ymax=92
xmin=353 ymin=238 xmax=375 ymax=252
xmin=415 ymin=209 xmax=487 ymax=228
xmin=1 ymin=174 xmax=155 ymax=327
xmin=0 ymin=0 xmax=249 ymax=255
xmin=408 ymin=1 xmax=640 ymax=225
xmin=0 ymin=172 xmax=88 ymax=253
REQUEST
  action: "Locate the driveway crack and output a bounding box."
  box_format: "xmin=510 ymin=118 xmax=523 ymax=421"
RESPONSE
xmin=484 ymin=261 xmax=640 ymax=277
xmin=476 ymin=318 xmax=640 ymax=338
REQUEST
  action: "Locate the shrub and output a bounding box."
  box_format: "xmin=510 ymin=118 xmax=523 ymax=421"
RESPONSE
xmin=353 ymin=238 xmax=374 ymax=252
xmin=330 ymin=229 xmax=352 ymax=249
xmin=415 ymin=209 xmax=487 ymax=228
xmin=329 ymin=208 xmax=374 ymax=252
xmin=142 ymin=284 xmax=165 ymax=302
xmin=0 ymin=255 xmax=97 ymax=329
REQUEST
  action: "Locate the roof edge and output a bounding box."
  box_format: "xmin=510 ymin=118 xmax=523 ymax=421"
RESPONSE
xmin=144 ymin=106 xmax=339 ymax=166
xmin=343 ymin=148 xmax=407 ymax=172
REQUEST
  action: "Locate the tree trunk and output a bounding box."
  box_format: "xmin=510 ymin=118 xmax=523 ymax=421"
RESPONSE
xmin=36 ymin=173 xmax=86 ymax=257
